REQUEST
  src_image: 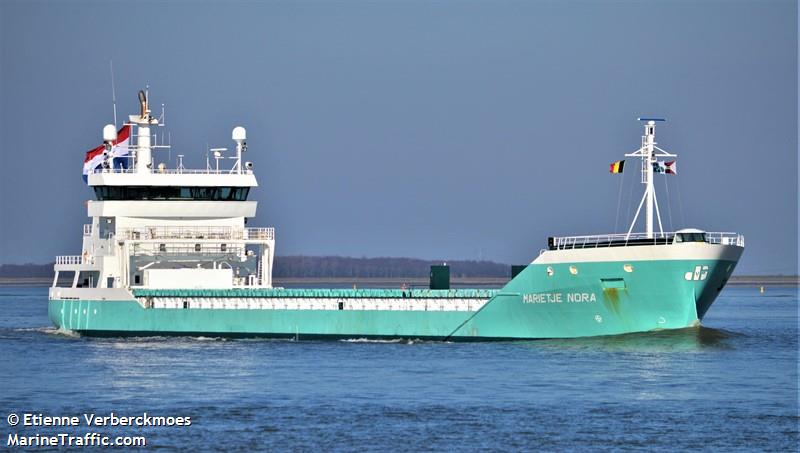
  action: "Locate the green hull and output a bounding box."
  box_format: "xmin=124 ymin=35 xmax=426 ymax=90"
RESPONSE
xmin=49 ymin=255 xmax=740 ymax=340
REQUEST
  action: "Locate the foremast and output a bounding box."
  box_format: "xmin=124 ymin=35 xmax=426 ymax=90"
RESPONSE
xmin=625 ymin=118 xmax=676 ymax=239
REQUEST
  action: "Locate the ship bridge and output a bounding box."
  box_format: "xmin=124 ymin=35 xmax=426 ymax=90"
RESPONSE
xmin=54 ymin=89 xmax=275 ymax=291
xmin=86 ymin=169 xmax=258 ymax=219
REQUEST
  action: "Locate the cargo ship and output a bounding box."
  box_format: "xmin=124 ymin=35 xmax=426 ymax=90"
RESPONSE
xmin=48 ymin=90 xmax=744 ymax=339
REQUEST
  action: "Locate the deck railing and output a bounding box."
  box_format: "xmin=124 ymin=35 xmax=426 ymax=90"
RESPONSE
xmin=131 ymin=243 xmax=246 ymax=256
xmin=244 ymin=227 xmax=275 ymax=240
xmin=83 ymin=224 xmax=93 ymax=236
xmin=118 ymin=226 xmax=274 ymax=241
xmin=549 ymin=231 xmax=744 ymax=250
xmin=705 ymin=232 xmax=745 ymax=247
xmin=93 ymin=168 xmax=254 ymax=176
xmin=55 ymin=255 xmax=94 ymax=265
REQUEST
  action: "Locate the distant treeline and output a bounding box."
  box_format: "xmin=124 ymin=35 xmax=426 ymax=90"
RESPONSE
xmin=0 ymin=257 xmax=513 ymax=279
xmin=0 ymin=263 xmax=53 ymax=278
xmin=272 ymin=256 xmax=511 ymax=278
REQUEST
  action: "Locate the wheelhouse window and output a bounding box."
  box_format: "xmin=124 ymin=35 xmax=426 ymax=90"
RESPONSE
xmin=675 ymin=232 xmax=707 ymax=243
xmin=94 ymin=186 xmax=250 ymax=201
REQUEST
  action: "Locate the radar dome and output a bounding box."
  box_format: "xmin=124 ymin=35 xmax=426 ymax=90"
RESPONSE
xmin=103 ymin=124 xmax=117 ymax=142
xmin=232 ymin=126 xmax=246 ymax=141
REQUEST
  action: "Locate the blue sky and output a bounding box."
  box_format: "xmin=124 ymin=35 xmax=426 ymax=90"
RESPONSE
xmin=0 ymin=0 xmax=797 ymax=274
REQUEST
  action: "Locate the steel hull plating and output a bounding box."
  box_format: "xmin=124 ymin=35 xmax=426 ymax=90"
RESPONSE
xmin=49 ymin=245 xmax=742 ymax=340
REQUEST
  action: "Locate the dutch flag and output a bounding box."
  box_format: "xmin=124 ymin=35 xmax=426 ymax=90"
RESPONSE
xmin=82 ymin=124 xmax=131 ymax=183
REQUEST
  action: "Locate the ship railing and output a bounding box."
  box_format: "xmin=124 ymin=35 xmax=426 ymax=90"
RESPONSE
xmin=131 ymin=243 xmax=246 ymax=256
xmin=118 ymin=226 xmax=275 ymax=242
xmin=94 ymin=167 xmax=253 ymax=176
xmin=119 ymin=226 xmax=234 ymax=240
xmin=705 ymin=232 xmax=745 ymax=247
xmin=550 ymin=232 xmax=673 ymax=250
xmin=245 ymin=227 xmax=275 ymax=240
xmin=127 ymin=226 xmax=237 ymax=240
xmin=55 ymin=255 xmax=94 ymax=265
xmin=549 ymin=231 xmax=744 ymax=250
xmin=83 ymin=224 xmax=93 ymax=236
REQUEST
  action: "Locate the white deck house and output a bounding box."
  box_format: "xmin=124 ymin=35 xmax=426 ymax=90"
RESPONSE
xmin=54 ymin=90 xmax=275 ymax=290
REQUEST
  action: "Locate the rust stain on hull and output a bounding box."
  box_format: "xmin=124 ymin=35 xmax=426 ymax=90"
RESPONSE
xmin=603 ymin=288 xmax=621 ymax=314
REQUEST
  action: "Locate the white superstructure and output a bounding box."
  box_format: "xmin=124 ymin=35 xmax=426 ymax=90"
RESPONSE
xmin=53 ymin=90 xmax=275 ymax=290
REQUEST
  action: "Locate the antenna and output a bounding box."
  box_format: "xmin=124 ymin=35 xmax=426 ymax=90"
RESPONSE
xmin=109 ymin=60 xmax=117 ymax=128
xmin=232 ymin=126 xmax=247 ymax=174
xmin=210 ymin=148 xmax=227 ymax=173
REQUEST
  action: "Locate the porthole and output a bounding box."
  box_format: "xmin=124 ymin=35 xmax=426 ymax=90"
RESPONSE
xmin=546 ymin=266 xmax=554 ymax=277
xmin=569 ymin=265 xmax=578 ymax=275
xmin=624 ymin=264 xmax=634 ymax=273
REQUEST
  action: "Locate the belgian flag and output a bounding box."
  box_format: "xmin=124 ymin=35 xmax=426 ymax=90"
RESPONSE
xmin=609 ymin=160 xmax=625 ymax=174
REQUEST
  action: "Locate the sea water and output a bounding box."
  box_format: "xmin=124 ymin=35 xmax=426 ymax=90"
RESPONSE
xmin=0 ymin=286 xmax=796 ymax=451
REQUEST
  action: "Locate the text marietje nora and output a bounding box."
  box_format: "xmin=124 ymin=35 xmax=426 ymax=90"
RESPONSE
xmin=18 ymin=413 xmax=191 ymax=427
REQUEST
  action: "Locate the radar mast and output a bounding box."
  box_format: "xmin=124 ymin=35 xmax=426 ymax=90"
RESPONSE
xmin=624 ymin=118 xmax=677 ymax=239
